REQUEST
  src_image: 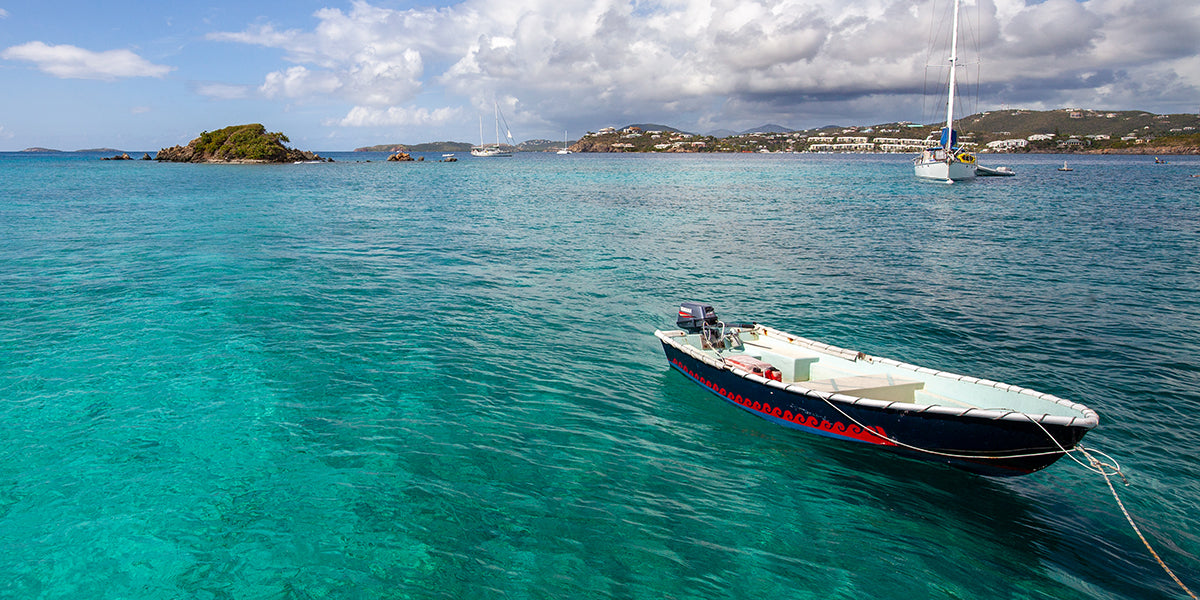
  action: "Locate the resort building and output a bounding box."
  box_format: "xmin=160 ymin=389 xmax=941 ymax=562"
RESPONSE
xmin=986 ymin=139 xmax=1029 ymax=151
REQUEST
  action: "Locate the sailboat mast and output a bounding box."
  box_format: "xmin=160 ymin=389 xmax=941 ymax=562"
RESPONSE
xmin=478 ymin=115 xmax=484 ymax=147
xmin=944 ymin=0 xmax=961 ymax=149
xmin=494 ymin=102 xmax=500 ymax=146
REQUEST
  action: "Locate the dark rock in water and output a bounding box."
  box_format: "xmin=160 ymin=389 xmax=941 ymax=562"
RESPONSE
xmin=156 ymin=124 xmax=321 ymax=163
xmin=387 ymin=152 xmax=415 ymax=162
xmin=101 ymin=153 xmax=132 ymax=160
xmin=141 ymin=153 xmax=152 ymax=160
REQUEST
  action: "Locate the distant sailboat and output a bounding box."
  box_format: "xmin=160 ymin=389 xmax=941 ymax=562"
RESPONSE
xmin=914 ymin=0 xmax=976 ymax=182
xmin=1058 ymin=161 xmax=1073 ymax=171
xmin=471 ymin=102 xmax=514 ymax=158
xmin=557 ymin=131 xmax=573 ymax=155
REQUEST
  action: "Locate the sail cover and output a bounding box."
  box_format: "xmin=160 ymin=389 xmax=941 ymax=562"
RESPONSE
xmin=940 ymin=127 xmax=958 ymax=149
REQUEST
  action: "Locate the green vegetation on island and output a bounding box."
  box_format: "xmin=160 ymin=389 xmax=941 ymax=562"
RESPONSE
xmin=157 ymin=124 xmax=324 ymax=163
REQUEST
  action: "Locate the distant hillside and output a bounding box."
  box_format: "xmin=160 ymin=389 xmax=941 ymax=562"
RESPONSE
xmin=355 ymin=141 xmax=473 ymax=152
xmin=565 ymin=108 xmax=1199 ymax=154
xmin=21 ymin=147 xmax=62 ymax=152
xmin=960 ymin=109 xmax=1199 ymax=140
xmin=355 ymin=144 xmax=407 ymax=152
xmin=350 ymin=108 xmax=1198 ymax=155
xmin=412 ymin=141 xmax=473 ymax=152
xmin=623 ymin=123 xmax=693 ymax=135
xmin=519 ymin=139 xmax=574 ymax=152
xmin=740 ymin=124 xmax=793 ymax=134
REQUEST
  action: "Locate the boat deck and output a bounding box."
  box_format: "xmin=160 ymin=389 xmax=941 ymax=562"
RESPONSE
xmin=688 ymin=327 xmax=1052 ymax=412
xmin=741 ymin=336 xmax=933 ymax=404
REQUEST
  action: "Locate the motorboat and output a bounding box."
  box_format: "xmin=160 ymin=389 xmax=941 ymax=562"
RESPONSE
xmin=976 ymin=164 xmax=1016 ymax=176
xmin=656 ymin=303 xmax=1098 ymax=475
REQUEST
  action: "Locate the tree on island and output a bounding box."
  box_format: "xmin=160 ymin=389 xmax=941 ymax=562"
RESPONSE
xmin=156 ymin=124 xmax=324 ymax=163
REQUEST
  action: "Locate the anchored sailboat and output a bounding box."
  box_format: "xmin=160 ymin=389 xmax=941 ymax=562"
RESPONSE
xmin=471 ymin=102 xmax=515 ymax=158
xmin=914 ymin=0 xmax=976 ymax=182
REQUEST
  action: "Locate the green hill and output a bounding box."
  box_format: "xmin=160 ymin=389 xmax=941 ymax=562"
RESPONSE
xmin=959 ymin=109 xmax=1199 ymax=140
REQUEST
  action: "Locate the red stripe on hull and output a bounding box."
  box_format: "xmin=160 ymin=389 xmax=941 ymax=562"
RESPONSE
xmin=670 ymin=356 xmax=895 ymax=446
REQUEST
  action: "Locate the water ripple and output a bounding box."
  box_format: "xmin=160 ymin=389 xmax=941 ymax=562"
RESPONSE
xmin=0 ymin=152 xmax=1197 ymax=598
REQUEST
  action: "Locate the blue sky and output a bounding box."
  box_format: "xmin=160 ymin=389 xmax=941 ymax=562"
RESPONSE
xmin=1 ymin=0 xmax=1197 ymax=151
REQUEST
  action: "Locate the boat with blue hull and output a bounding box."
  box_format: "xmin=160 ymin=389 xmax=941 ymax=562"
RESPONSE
xmin=656 ymin=303 xmax=1099 ymax=475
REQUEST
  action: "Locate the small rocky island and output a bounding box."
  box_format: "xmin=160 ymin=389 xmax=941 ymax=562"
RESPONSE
xmin=156 ymin=124 xmax=324 ymax=163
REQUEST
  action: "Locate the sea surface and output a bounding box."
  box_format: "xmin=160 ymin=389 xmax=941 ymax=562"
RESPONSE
xmin=1 ymin=150 xmax=1197 ymax=599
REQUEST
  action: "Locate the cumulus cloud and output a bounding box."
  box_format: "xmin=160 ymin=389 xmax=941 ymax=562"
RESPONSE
xmin=1 ymin=41 xmax=173 ymax=80
xmin=331 ymin=105 xmax=461 ymax=127
xmin=261 ymin=66 xmax=343 ymax=98
xmin=208 ymin=0 xmax=1200 ymax=132
xmin=209 ymin=2 xmax=431 ymax=106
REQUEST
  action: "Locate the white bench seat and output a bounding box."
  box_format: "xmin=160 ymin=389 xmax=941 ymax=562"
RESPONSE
xmin=740 ymin=341 xmax=821 ymax=382
xmin=800 ymin=373 xmax=925 ymax=403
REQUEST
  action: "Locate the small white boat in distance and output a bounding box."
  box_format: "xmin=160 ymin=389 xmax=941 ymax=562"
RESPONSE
xmin=557 ymin=131 xmax=573 ymax=154
xmin=470 ymin=146 xmax=511 ymax=158
xmin=1058 ymin=162 xmax=1073 ymax=172
xmin=976 ymin=164 xmax=1016 ymax=177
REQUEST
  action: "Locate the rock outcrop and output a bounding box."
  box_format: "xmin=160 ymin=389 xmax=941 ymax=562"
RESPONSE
xmin=387 ymin=152 xmax=415 ymax=161
xmin=156 ymin=124 xmax=322 ymax=163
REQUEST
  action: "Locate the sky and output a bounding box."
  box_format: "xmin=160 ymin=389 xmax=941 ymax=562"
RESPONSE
xmin=0 ymin=0 xmax=1197 ymax=151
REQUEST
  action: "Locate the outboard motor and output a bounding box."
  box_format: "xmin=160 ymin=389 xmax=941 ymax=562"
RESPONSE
xmin=677 ymin=302 xmax=718 ymax=333
xmin=677 ymin=302 xmax=741 ymax=350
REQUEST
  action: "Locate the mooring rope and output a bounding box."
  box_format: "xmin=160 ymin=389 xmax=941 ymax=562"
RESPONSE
xmin=1075 ymin=446 xmax=1198 ymax=600
xmin=810 ymin=394 xmax=1196 ymax=599
xmin=691 ymin=330 xmax=1195 ymax=596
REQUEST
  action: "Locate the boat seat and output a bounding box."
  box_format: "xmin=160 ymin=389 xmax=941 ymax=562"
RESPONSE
xmin=801 ymin=374 xmax=925 ymax=403
xmin=740 ymin=342 xmax=820 ymax=382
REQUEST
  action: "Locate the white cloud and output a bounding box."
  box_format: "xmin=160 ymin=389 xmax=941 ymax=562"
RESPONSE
xmin=1 ymin=41 xmax=173 ymax=80
xmin=208 ymin=0 xmax=1200 ymax=133
xmin=331 ymin=105 xmax=461 ymax=127
xmin=195 ymin=82 xmax=253 ymax=99
xmin=261 ymin=66 xmax=343 ymax=98
xmin=209 ymin=2 xmax=432 ymax=106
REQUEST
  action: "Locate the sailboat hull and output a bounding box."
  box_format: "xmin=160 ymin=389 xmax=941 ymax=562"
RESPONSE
xmin=915 ymin=158 xmax=976 ymax=182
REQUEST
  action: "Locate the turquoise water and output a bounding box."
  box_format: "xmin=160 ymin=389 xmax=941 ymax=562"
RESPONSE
xmin=1 ymin=151 xmax=1197 ymax=598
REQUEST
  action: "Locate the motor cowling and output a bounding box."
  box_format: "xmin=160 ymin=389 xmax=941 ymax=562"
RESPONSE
xmin=677 ymin=302 xmax=718 ymax=333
